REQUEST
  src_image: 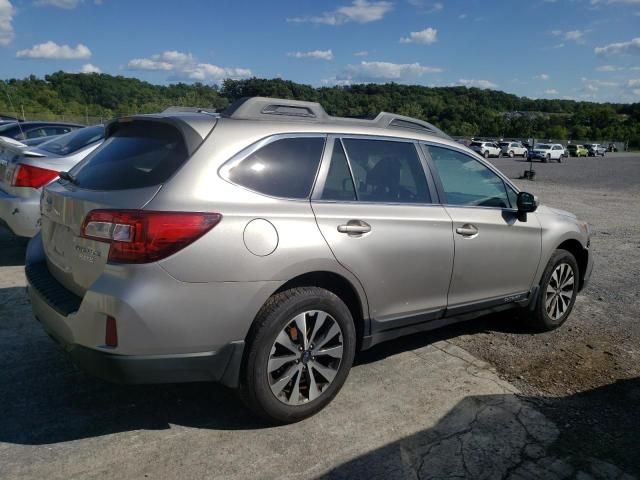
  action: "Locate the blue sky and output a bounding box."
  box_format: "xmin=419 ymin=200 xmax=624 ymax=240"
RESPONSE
xmin=1 ymin=0 xmax=639 ymax=102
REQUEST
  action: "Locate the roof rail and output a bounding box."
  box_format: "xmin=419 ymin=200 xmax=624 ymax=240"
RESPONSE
xmin=220 ymin=97 xmax=451 ymax=139
xmin=162 ymin=106 xmax=219 ymax=116
xmin=222 ymin=97 xmax=329 ymax=121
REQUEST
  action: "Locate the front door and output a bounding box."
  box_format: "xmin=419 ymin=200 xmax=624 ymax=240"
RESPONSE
xmin=423 ymin=143 xmax=542 ymax=310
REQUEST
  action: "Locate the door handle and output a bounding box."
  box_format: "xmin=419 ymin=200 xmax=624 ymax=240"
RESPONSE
xmin=337 ymin=220 xmax=371 ymax=235
xmin=455 ymin=224 xmax=479 ymax=237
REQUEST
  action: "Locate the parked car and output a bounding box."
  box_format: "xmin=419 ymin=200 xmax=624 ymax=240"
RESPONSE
xmin=26 ymin=98 xmax=593 ymax=423
xmin=607 ymin=143 xmax=618 ymax=153
xmin=0 ymin=121 xmax=83 ymax=143
xmin=528 ymin=143 xmax=565 ymax=163
xmin=498 ymin=141 xmax=528 ymax=158
xmin=566 ymin=144 xmax=588 ymax=157
xmin=585 ymin=144 xmax=606 ymax=157
xmin=469 ymin=141 xmax=501 ymax=158
xmin=0 ymin=125 xmax=104 ymax=237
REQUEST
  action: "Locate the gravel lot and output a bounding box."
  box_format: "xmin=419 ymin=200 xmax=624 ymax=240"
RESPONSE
xmin=449 ymin=152 xmax=640 ymax=473
xmin=0 ymin=152 xmax=638 ymax=478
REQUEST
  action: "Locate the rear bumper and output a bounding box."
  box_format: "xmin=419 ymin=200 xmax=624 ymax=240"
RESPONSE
xmin=25 ymin=234 xmax=279 ymax=387
xmin=39 ymin=319 xmax=244 ymax=385
xmin=0 ymin=188 xmax=40 ymax=237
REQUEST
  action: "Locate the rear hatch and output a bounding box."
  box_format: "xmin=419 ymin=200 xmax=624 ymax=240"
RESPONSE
xmin=39 ymin=115 xmax=216 ymax=297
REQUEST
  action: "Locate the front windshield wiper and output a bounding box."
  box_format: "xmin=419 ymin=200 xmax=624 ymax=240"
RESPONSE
xmin=58 ymin=171 xmax=77 ymax=184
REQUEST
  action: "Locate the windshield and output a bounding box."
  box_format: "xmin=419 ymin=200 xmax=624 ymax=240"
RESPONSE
xmin=38 ymin=125 xmax=104 ymax=155
xmin=536 ymin=144 xmax=551 ymax=149
xmin=499 ymin=142 xmax=509 ymax=147
xmin=470 ymin=142 xmax=483 ymax=147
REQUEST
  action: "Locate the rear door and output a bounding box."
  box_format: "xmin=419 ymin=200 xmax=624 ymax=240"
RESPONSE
xmin=423 ymin=143 xmax=541 ymax=311
xmin=40 ymin=118 xmax=214 ymax=297
xmin=312 ymin=136 xmax=454 ymax=329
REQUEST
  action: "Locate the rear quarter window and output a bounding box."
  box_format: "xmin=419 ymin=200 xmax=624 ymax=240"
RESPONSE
xmin=226 ymin=136 xmax=325 ymax=199
xmin=71 ymin=122 xmax=189 ymax=191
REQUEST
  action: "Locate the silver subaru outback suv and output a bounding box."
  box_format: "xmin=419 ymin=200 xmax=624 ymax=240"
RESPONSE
xmin=26 ymin=97 xmax=593 ymax=423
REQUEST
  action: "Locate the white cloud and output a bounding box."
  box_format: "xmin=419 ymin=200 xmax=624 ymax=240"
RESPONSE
xmin=630 ymin=66 xmax=640 ymax=70
xmin=347 ymin=61 xmax=442 ymax=80
xmin=80 ymin=63 xmax=100 ymax=73
xmin=535 ymin=73 xmax=550 ymax=80
xmin=287 ymin=49 xmax=334 ymax=60
xmin=400 ymin=27 xmax=437 ymax=44
xmin=324 ymin=60 xmax=442 ymax=85
xmin=544 ymin=88 xmax=559 ymax=95
xmin=552 ymin=29 xmax=587 ymax=43
xmin=595 ymin=37 xmax=640 ymax=56
xmin=595 ymin=65 xmax=623 ymax=71
xmin=185 ymin=64 xmax=251 ymax=82
xmin=127 ymin=50 xmax=251 ymax=83
xmin=287 ymin=0 xmax=392 ymax=25
xmin=457 ymin=79 xmax=498 ymax=89
xmin=34 ymin=0 xmax=81 ymax=8
xmin=591 ymin=0 xmax=640 ymax=4
xmin=127 ymin=50 xmax=194 ymax=71
xmin=407 ymin=0 xmax=443 ymax=14
xmin=16 ymin=41 xmax=91 ymax=59
xmin=458 ymin=13 xmax=467 ymax=19
xmin=353 ymin=50 xmax=369 ymax=56
xmin=0 ymin=0 xmax=14 ymax=47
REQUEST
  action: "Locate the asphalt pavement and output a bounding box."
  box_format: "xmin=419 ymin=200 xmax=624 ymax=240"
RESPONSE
xmin=0 ymin=153 xmax=638 ymax=479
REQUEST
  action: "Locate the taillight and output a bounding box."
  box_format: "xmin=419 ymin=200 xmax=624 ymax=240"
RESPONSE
xmin=80 ymin=210 xmax=222 ymax=264
xmin=12 ymin=164 xmax=59 ymax=188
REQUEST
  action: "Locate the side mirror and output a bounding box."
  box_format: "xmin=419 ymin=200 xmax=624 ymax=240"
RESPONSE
xmin=517 ymin=191 xmax=538 ymax=213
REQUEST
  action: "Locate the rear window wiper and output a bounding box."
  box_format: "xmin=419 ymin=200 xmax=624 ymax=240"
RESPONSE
xmin=58 ymin=171 xmax=77 ymax=185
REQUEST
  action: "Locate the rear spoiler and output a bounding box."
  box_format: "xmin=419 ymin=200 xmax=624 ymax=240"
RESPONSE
xmin=0 ymin=137 xmax=46 ymax=160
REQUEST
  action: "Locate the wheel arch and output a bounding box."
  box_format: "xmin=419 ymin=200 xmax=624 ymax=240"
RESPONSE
xmin=271 ymin=271 xmax=368 ymax=348
xmin=556 ymin=239 xmax=588 ymax=291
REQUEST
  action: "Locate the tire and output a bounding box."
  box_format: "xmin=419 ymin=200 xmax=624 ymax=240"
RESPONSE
xmin=484 ymin=150 xmax=489 ymax=159
xmin=509 ymin=151 xmax=514 ymax=158
xmin=240 ymin=287 xmax=356 ymax=424
xmin=558 ymin=155 xmax=562 ymax=163
xmin=543 ymin=154 xmax=549 ymax=163
xmin=525 ymin=249 xmax=579 ymax=331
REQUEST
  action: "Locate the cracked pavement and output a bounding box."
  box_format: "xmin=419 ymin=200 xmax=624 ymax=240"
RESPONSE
xmin=0 ymin=225 xmax=635 ymax=479
xmin=2 ymin=152 xmax=639 ymax=479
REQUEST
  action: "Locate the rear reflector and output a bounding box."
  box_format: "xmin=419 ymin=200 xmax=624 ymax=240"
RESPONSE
xmin=105 ymin=316 xmax=118 ymax=347
xmin=81 ymin=210 xmax=222 ymax=264
xmin=12 ymin=164 xmax=59 ymax=188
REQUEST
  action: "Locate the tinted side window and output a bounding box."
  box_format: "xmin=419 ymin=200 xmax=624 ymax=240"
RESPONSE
xmin=229 ymin=137 xmax=325 ymax=199
xmin=321 ymin=141 xmax=356 ymax=201
xmin=342 ymin=138 xmax=431 ymax=204
xmin=72 ymin=121 xmax=189 ymax=191
xmin=426 ymin=145 xmax=509 ymax=208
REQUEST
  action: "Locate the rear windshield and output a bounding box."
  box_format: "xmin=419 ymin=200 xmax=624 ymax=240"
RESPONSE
xmin=71 ymin=122 xmax=188 ymax=190
xmin=0 ymin=122 xmax=20 ymax=138
xmin=470 ymin=142 xmax=483 ymax=147
xmin=38 ymin=125 xmax=104 ymax=155
xmin=536 ymin=144 xmax=551 ymax=149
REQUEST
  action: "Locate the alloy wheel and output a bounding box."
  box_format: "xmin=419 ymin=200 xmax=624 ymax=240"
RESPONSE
xmin=267 ymin=310 xmax=344 ymax=405
xmin=545 ymin=263 xmax=575 ymax=321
